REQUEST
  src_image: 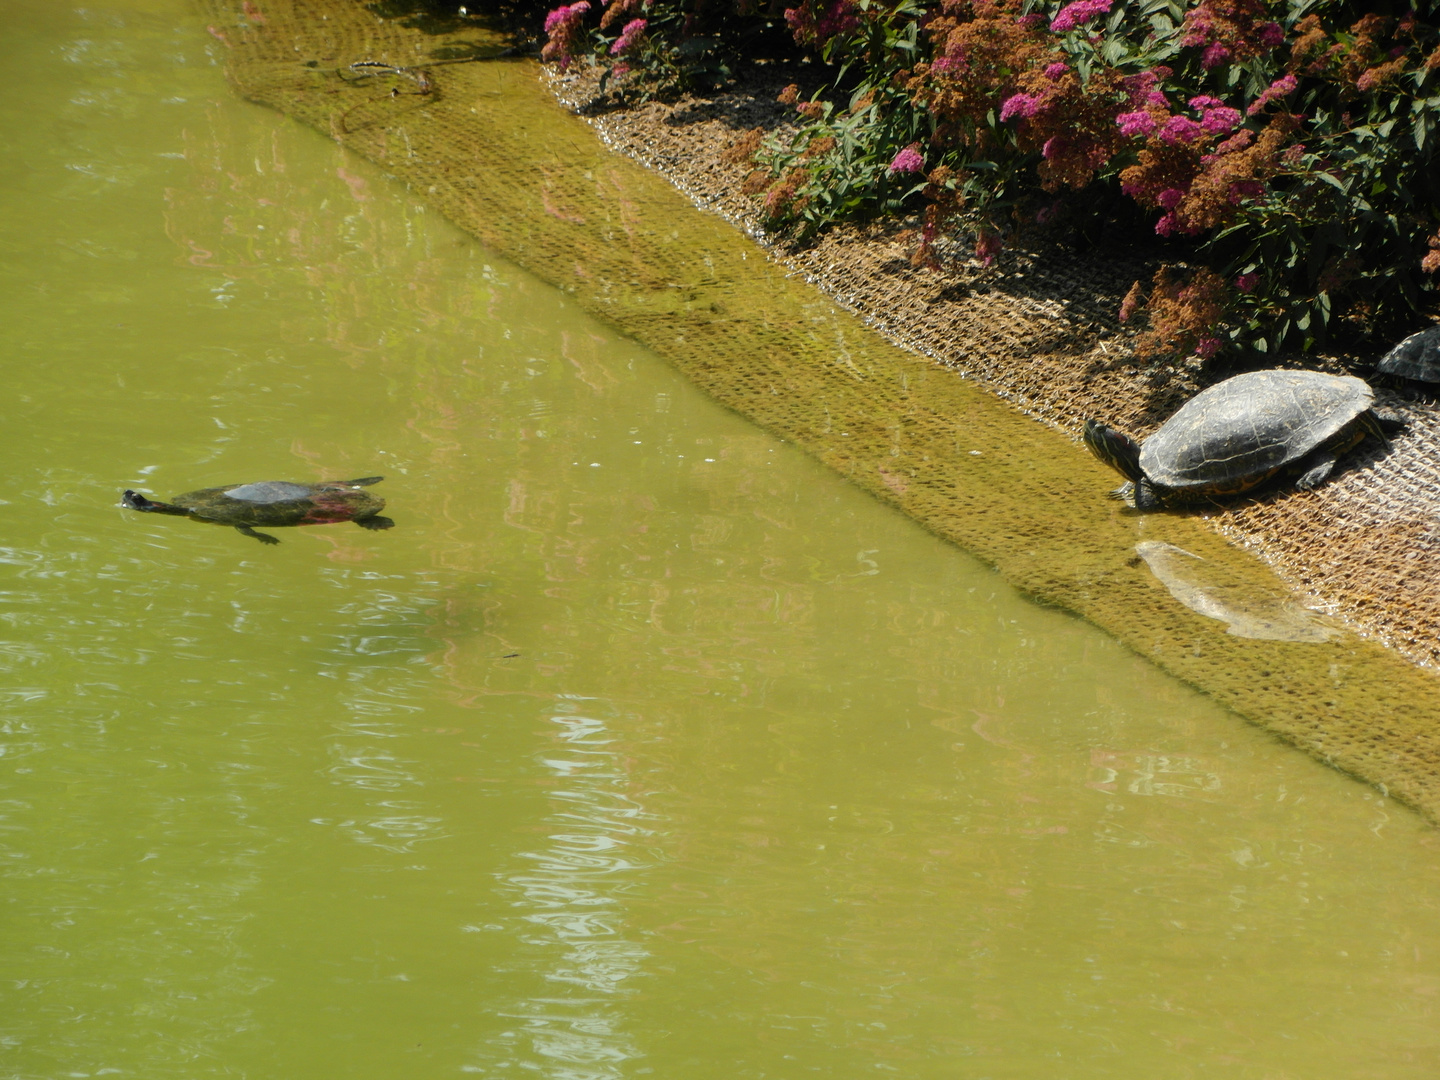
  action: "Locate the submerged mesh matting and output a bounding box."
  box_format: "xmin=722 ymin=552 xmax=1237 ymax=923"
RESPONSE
xmin=202 ymin=0 xmax=1440 ymax=819
xmin=554 ymin=71 xmax=1440 ymax=672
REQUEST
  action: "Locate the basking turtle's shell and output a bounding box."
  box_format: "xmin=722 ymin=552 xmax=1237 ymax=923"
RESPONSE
xmin=1377 ymin=325 xmax=1440 ymax=383
xmin=173 ymin=478 xmax=385 ymax=528
xmin=1139 ymin=370 xmax=1374 ymax=494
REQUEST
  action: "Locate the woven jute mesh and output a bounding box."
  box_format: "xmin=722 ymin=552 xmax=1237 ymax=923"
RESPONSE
xmin=203 ymin=0 xmax=1440 ymax=819
xmin=556 ymin=71 xmax=1440 ymax=669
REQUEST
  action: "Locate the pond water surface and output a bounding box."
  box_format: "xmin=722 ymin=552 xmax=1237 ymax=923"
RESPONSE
xmin=5 ymin=3 xmax=1440 ymax=1078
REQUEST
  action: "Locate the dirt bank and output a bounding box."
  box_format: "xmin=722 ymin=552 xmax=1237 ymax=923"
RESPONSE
xmin=546 ymin=63 xmax=1440 ymax=672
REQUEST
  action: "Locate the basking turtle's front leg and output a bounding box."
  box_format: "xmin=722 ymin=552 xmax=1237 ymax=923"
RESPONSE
xmin=354 ymin=515 xmax=395 ymax=531
xmin=1132 ymin=479 xmax=1164 ymax=512
xmin=1105 ymin=481 xmax=1135 ymax=503
xmin=236 ymin=525 xmax=281 ymax=545
xmin=1292 ymin=448 xmax=1339 ymax=491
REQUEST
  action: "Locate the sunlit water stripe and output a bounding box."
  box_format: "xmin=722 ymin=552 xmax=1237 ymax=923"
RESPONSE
xmin=471 ymin=702 xmax=652 ymax=1076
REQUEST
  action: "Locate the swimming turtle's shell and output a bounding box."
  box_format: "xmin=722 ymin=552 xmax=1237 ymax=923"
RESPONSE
xmin=1376 ymin=325 xmax=1440 ymax=383
xmin=1139 ymin=370 xmax=1374 ymax=494
xmin=172 ymin=479 xmax=384 ymax=528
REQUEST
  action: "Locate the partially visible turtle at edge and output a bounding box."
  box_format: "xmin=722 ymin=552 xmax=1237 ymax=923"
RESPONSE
xmin=1376 ymin=324 xmax=1440 ymax=392
xmin=122 ymin=477 xmax=394 ymax=544
xmin=1082 ymin=370 xmax=1396 ymax=511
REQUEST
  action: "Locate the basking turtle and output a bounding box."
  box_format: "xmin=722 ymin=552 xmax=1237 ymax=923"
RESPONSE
xmin=1082 ymin=370 xmax=1391 ymax=511
xmin=1376 ymin=324 xmax=1440 ymax=389
xmin=122 ymin=477 xmax=394 ymax=544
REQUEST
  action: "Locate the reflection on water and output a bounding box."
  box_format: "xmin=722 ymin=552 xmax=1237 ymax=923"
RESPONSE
xmin=3 ymin=2 xmax=1440 ymax=1078
xmin=1135 ymin=540 xmax=1334 ymax=642
xmin=477 ymin=702 xmax=651 ymax=1077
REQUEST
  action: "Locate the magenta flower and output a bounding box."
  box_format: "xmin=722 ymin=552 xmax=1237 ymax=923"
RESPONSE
xmin=1235 ymin=272 xmax=1259 ymax=292
xmin=610 ymin=16 xmax=646 ymax=55
xmin=1259 ymin=22 xmax=1285 ymax=47
xmin=784 ymin=0 xmax=857 ymax=46
xmin=1195 ymin=336 xmax=1221 ymax=359
xmin=816 ymin=0 xmax=859 ymax=40
xmin=1045 ymin=62 xmax=1070 ymax=80
xmin=1201 ymin=42 xmax=1231 ymax=68
xmin=1050 ymin=0 xmax=1112 ymax=33
xmin=1246 ymin=74 xmax=1297 ymax=116
xmin=1188 ymin=95 xmax=1224 ymax=111
xmin=999 ymin=93 xmax=1044 ymax=121
xmin=1199 ymin=106 xmax=1241 ymax=135
xmin=541 ymin=2 xmax=591 ymax=70
xmin=544 ymin=1 xmax=589 ymax=34
xmin=887 ymin=144 xmax=924 ymax=175
xmin=1116 ymin=110 xmax=1158 ymax=137
xmin=1156 ymin=187 xmax=1185 ymax=209
xmin=1159 ymin=115 xmax=1204 ymax=144
xmin=1155 ymin=212 xmax=1180 ymax=237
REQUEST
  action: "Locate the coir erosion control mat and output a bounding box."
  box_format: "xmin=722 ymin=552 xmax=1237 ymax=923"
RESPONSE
xmin=201 ymin=0 xmax=1440 ymax=819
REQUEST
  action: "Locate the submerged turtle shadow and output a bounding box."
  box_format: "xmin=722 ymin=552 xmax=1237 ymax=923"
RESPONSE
xmin=1132 ymin=540 xmax=1337 ymax=643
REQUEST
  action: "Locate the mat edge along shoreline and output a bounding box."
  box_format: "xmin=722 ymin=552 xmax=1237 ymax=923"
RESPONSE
xmin=198 ymin=0 xmax=1440 ymax=823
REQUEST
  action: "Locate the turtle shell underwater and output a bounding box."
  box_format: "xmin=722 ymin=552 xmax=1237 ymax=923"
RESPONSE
xmin=122 ymin=477 xmax=394 ymax=544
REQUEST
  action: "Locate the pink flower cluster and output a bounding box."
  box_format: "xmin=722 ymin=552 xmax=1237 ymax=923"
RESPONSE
xmin=1113 ymin=111 xmax=1150 ymax=136
xmin=784 ymin=1 xmax=859 ymax=47
xmin=544 ymin=1 xmax=589 ymax=35
xmin=999 ymin=92 xmax=1044 ymax=121
xmin=1181 ymin=0 xmax=1285 ymax=68
xmin=1050 ymin=0 xmax=1112 ymax=33
xmin=1246 ymin=74 xmax=1297 ymax=116
xmin=1115 ymin=91 xmax=1240 ymax=143
xmin=1121 ymin=69 xmax=1170 ymax=109
xmin=1188 ymin=96 xmax=1241 ymax=135
xmin=541 ymin=1 xmax=590 ymax=70
xmin=609 ymin=17 xmax=646 ymax=55
xmin=888 ymin=144 xmax=925 ymax=175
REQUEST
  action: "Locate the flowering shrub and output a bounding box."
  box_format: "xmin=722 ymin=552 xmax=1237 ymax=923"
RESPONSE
xmin=541 ymin=0 xmax=793 ymax=96
xmin=544 ymin=0 xmax=1440 ymax=359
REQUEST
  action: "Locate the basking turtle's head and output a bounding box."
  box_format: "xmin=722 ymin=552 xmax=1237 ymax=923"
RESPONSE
xmin=1082 ymin=420 xmax=1145 ymax=484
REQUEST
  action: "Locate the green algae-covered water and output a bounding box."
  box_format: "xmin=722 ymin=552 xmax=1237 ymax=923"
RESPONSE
xmin=5 ymin=3 xmax=1440 ymax=1077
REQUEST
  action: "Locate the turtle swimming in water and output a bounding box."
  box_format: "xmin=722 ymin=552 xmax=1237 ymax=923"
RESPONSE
xmin=122 ymin=477 xmax=394 ymax=544
xmin=1082 ymin=370 xmax=1393 ymax=511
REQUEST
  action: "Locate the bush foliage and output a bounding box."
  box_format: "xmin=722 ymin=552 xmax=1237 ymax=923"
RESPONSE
xmin=545 ymin=1 xmax=1440 ymax=360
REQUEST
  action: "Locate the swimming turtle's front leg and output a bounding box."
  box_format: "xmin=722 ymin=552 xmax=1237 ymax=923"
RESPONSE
xmin=236 ymin=525 xmax=280 ymax=545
